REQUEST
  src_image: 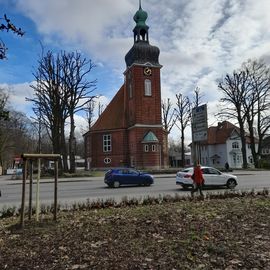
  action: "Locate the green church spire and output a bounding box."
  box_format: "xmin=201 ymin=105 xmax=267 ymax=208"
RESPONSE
xmin=133 ymin=0 xmax=149 ymax=43
xmin=125 ymin=0 xmax=160 ymax=67
xmin=133 ymin=0 xmax=148 ymax=29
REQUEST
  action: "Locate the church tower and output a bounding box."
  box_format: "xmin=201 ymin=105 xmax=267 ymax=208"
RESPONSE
xmin=84 ymin=2 xmax=168 ymax=169
xmin=124 ymin=2 xmax=168 ymax=168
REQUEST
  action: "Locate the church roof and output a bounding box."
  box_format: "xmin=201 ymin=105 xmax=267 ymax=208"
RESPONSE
xmin=142 ymin=131 xmax=159 ymax=143
xmin=125 ymin=42 xmax=160 ymax=67
xmin=91 ymin=85 xmax=125 ymax=131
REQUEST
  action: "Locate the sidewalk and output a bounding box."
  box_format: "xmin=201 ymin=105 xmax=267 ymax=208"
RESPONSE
xmin=0 ymin=174 xmax=103 ymax=185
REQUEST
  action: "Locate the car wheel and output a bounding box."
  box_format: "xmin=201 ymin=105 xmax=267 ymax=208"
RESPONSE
xmin=227 ymin=179 xmax=237 ymax=189
xmin=113 ymin=181 xmax=120 ymax=188
xmin=144 ymin=183 xmax=151 ymax=186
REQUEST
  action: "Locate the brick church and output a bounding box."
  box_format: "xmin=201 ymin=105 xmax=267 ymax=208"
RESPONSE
xmin=84 ymin=3 xmax=168 ymax=169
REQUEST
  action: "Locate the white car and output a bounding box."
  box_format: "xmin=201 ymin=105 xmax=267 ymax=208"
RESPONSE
xmin=176 ymin=166 xmax=238 ymax=189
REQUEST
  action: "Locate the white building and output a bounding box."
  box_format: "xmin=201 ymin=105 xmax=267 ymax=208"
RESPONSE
xmin=196 ymin=121 xmax=257 ymax=169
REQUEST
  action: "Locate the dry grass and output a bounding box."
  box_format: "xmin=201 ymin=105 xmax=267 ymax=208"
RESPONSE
xmin=0 ymin=194 xmax=270 ymax=269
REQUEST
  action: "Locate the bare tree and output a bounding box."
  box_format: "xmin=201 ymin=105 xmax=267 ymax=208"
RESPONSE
xmin=0 ymin=88 xmax=10 ymax=168
xmin=0 ymin=87 xmax=9 ymax=120
xmin=242 ymin=59 xmax=270 ymax=167
xmin=192 ymin=87 xmax=204 ymax=107
xmin=29 ymin=50 xmax=97 ymax=173
xmin=0 ymin=14 xmax=24 ymax=59
xmin=98 ymin=101 xmax=104 ymax=117
xmin=0 ymin=88 xmax=38 ymax=170
xmin=161 ymin=98 xmax=176 ymax=133
xmin=28 ymin=50 xmax=69 ymax=172
xmin=174 ymin=93 xmax=191 ymax=167
xmin=84 ymin=98 xmax=96 ymax=131
xmin=61 ymin=51 xmax=96 ymax=173
xmin=0 ymin=110 xmax=33 ymax=170
xmin=218 ymin=70 xmax=249 ymax=168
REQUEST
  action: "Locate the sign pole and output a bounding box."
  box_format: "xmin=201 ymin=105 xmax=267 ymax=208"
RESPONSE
xmin=191 ymin=104 xmax=208 ymax=165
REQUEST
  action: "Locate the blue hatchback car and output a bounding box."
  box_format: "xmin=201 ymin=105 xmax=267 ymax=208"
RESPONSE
xmin=104 ymin=168 xmax=154 ymax=188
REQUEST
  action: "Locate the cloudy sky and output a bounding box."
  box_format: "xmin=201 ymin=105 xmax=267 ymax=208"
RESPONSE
xmin=1 ymin=0 xmax=270 ymax=141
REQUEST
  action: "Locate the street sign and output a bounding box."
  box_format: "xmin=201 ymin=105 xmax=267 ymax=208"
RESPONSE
xmin=192 ymin=122 xmax=208 ymax=132
xmin=192 ymin=104 xmax=207 ymax=123
xmin=192 ymin=104 xmax=208 ymax=142
xmin=193 ymin=130 xmax=208 ymax=142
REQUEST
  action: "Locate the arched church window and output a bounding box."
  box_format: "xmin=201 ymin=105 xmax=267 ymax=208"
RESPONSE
xmin=127 ymin=72 xmax=132 ymax=98
xmin=129 ymin=82 xmax=132 ymax=98
xmin=144 ymin=79 xmax=152 ymax=96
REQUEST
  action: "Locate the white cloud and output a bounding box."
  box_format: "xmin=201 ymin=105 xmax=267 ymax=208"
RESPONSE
xmin=2 ymin=0 xmax=269 ymax=139
xmin=16 ymin=0 xmax=135 ymax=67
xmin=0 ymin=82 xmax=34 ymax=113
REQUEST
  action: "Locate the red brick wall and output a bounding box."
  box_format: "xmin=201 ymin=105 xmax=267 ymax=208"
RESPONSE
xmin=86 ymin=129 xmax=128 ymax=168
xmin=126 ymin=66 xmax=162 ymax=127
xmin=85 ymin=126 xmax=168 ymax=169
xmin=128 ymin=127 xmax=166 ymax=169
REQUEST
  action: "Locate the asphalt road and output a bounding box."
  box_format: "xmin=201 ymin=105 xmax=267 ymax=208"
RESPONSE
xmin=0 ymin=170 xmax=269 ymax=210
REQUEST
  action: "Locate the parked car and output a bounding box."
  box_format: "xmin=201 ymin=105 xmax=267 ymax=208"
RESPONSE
xmin=104 ymin=168 xmax=154 ymax=188
xmin=176 ymin=166 xmax=238 ymax=189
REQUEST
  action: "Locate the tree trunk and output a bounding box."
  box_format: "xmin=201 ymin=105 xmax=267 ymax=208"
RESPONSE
xmin=60 ymin=121 xmax=68 ymax=172
xmin=239 ymin=120 xmax=248 ymax=168
xmin=181 ymin=128 xmax=185 ymax=167
xmin=247 ymin=120 xmax=259 ymax=168
xmin=69 ymin=114 xmax=76 ymax=173
xmin=51 ymin=125 xmax=63 ymax=172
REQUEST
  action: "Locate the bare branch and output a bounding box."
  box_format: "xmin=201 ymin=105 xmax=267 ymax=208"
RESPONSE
xmin=0 ymin=14 xmax=24 ymax=59
xmin=161 ymin=98 xmax=176 ymax=133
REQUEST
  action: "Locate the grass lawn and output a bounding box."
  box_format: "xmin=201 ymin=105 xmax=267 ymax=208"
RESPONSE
xmin=0 ymin=195 xmax=270 ymax=269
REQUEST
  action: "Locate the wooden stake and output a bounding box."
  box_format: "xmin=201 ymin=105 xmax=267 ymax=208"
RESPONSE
xmin=28 ymin=160 xmax=33 ymax=220
xmin=35 ymin=158 xmax=41 ymax=221
xmin=20 ymin=159 xmax=27 ymax=228
xmin=54 ymin=160 xmax=58 ymax=221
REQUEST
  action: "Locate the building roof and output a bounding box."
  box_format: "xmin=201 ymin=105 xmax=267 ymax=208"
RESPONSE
xmin=207 ymin=121 xmax=239 ymax=144
xmin=91 ymin=85 xmax=125 ymax=131
xmin=142 ymin=131 xmax=159 ymax=143
xmin=205 ymin=120 xmax=258 ymax=145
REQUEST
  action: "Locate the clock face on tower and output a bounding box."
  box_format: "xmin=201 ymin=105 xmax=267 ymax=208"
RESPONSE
xmin=143 ymin=67 xmax=152 ymax=76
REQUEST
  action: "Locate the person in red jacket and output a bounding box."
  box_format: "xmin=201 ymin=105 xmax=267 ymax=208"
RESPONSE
xmin=191 ymin=163 xmax=204 ymax=197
